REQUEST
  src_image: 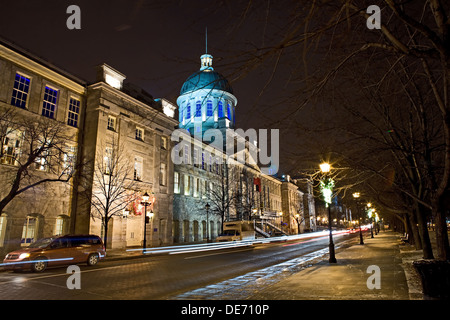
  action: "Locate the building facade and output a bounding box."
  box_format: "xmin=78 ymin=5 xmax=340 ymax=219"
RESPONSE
xmin=0 ymin=39 xmax=86 ymax=256
xmin=0 ymin=38 xmax=316 ymax=255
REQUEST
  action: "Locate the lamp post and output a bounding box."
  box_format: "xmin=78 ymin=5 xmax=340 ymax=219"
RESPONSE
xmin=205 ymin=203 xmax=210 ymax=242
xmin=319 ymin=162 xmax=337 ymax=263
xmin=352 ymin=192 xmax=364 ymax=245
xmin=141 ymin=192 xmax=151 ymax=253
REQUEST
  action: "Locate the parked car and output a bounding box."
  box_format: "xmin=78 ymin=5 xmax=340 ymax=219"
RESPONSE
xmin=2 ymin=234 xmax=106 ymax=272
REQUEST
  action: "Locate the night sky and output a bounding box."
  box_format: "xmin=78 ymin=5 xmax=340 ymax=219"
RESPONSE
xmin=0 ymin=0 xmax=321 ymax=175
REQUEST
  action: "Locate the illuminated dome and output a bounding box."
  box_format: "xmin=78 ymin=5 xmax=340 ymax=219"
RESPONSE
xmin=177 ymin=53 xmax=237 ymax=133
xmin=180 ymin=69 xmax=233 ymax=96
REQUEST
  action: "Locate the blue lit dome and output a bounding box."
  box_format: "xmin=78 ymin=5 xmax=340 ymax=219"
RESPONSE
xmin=180 ymin=69 xmax=233 ymax=96
xmin=177 ymin=53 xmax=237 ymax=134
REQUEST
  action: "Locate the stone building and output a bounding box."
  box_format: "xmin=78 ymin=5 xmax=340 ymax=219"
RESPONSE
xmin=73 ymin=64 xmax=178 ymax=249
xmin=0 ymin=38 xmax=86 ymax=256
xmin=172 ymin=51 xmax=308 ymax=243
xmin=0 ymin=39 xmax=178 ymax=254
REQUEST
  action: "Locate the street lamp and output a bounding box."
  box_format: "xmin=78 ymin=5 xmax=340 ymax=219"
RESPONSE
xmin=320 ymin=162 xmax=337 ymax=263
xmin=141 ymin=192 xmax=151 ymax=253
xmin=205 ymin=203 xmax=210 ymax=242
xmin=352 ymin=192 xmax=364 ymax=245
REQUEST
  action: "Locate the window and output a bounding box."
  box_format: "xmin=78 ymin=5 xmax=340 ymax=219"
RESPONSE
xmin=35 ymin=149 xmax=49 ymax=171
xmin=0 ymin=214 xmax=7 ymax=247
xmin=42 ymin=86 xmax=58 ymax=119
xmin=218 ymin=101 xmax=224 ymax=117
xmin=202 ymin=152 xmax=205 ymax=170
xmin=21 ymin=216 xmax=37 ymax=246
xmin=63 ymin=145 xmax=77 ymax=175
xmin=207 ymin=100 xmax=213 ymax=117
xmin=134 ymin=156 xmax=143 ymax=181
xmin=227 ymin=103 xmax=232 ymax=120
xmin=186 ymin=103 xmax=191 ymax=119
xmin=174 ymin=172 xmax=180 ymax=194
xmin=195 ymin=101 xmax=202 ymax=117
xmin=104 ymin=147 xmax=113 ymax=175
xmin=160 ymin=136 xmax=167 ymax=149
xmin=107 ymin=116 xmax=116 ymax=131
xmin=55 ymin=216 xmax=68 ymax=236
xmin=194 ymin=178 xmax=199 ymax=197
xmin=184 ymin=175 xmax=191 ymax=195
xmin=1 ymin=129 xmax=22 ymax=166
xmin=184 ymin=145 xmax=190 ymax=164
xmin=193 ymin=149 xmax=198 ymax=167
xmin=67 ymin=98 xmax=80 ymax=127
xmin=135 ymin=127 xmax=144 ymax=141
xmin=159 ymin=163 xmax=166 ymax=186
xmin=11 ymin=73 xmax=31 ymax=109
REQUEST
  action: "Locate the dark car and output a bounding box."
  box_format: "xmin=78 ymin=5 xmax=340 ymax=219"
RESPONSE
xmin=2 ymin=234 xmax=106 ymax=272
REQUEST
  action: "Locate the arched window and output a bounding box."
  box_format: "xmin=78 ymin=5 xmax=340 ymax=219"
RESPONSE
xmin=207 ymin=100 xmax=213 ymax=117
xmin=218 ymin=101 xmax=224 ymax=118
xmin=195 ymin=101 xmax=202 ymax=117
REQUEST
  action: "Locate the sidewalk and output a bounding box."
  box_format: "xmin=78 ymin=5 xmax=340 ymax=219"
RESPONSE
xmin=249 ymin=231 xmax=417 ymax=300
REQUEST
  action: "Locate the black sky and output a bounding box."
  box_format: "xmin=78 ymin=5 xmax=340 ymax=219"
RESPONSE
xmin=0 ymin=0 xmax=308 ymax=174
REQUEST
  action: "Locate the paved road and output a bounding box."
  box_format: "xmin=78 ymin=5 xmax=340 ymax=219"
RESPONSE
xmin=0 ymin=232 xmax=359 ymax=300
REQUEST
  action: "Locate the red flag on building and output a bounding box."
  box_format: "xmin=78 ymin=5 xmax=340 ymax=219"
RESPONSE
xmin=253 ymin=177 xmax=261 ymax=192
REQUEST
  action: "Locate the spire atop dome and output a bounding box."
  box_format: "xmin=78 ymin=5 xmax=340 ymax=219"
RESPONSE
xmin=200 ymin=27 xmax=213 ymax=71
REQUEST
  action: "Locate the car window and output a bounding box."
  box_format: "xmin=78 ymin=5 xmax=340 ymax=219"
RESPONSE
xmin=50 ymin=238 xmax=69 ymax=249
xmin=28 ymin=238 xmax=53 ymax=248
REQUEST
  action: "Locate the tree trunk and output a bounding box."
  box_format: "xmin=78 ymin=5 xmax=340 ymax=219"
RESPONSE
xmin=432 ymin=201 xmax=450 ymax=261
xmin=103 ymin=217 xmax=109 ymax=250
xmin=415 ymin=202 xmax=434 ymax=259
xmin=407 ymin=207 xmax=421 ymax=249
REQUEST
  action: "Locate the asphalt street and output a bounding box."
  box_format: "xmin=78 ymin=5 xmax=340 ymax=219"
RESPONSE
xmin=0 ymin=232 xmax=359 ymax=300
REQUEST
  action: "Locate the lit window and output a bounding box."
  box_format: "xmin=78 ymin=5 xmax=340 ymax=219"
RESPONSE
xmin=63 ymin=145 xmax=77 ymax=175
xmin=195 ymin=101 xmax=202 ymax=117
xmin=0 ymin=213 xmax=7 ymax=247
xmin=207 ymin=100 xmax=213 ymax=117
xmin=11 ymin=73 xmax=31 ymax=109
xmin=184 ymin=175 xmax=191 ymax=195
xmin=136 ymin=127 xmax=144 ymax=141
xmin=134 ymin=156 xmax=143 ymax=181
xmin=1 ymin=129 xmax=22 ymax=166
xmin=194 ymin=178 xmax=199 ymax=197
xmin=104 ymin=147 xmax=113 ymax=175
xmin=186 ymin=103 xmax=191 ymax=119
xmin=160 ymin=136 xmax=167 ymax=149
xmin=218 ymin=101 xmax=224 ymax=117
xmin=174 ymin=172 xmax=180 ymax=194
xmin=42 ymin=86 xmax=58 ymax=119
xmin=21 ymin=216 xmax=37 ymax=246
xmin=159 ymin=163 xmax=166 ymax=186
xmin=107 ymin=116 xmax=116 ymax=131
xmin=67 ymin=98 xmax=80 ymax=127
xmin=55 ymin=216 xmax=68 ymax=236
xmin=227 ymin=103 xmax=232 ymax=120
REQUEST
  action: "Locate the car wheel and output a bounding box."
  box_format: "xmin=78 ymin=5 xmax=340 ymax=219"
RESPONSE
xmin=87 ymin=253 xmax=99 ymax=266
xmin=31 ymin=257 xmax=47 ymax=273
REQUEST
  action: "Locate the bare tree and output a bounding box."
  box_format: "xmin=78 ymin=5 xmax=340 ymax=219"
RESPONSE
xmin=80 ymin=137 xmax=138 ymax=249
xmin=0 ymin=106 xmax=79 ymax=214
